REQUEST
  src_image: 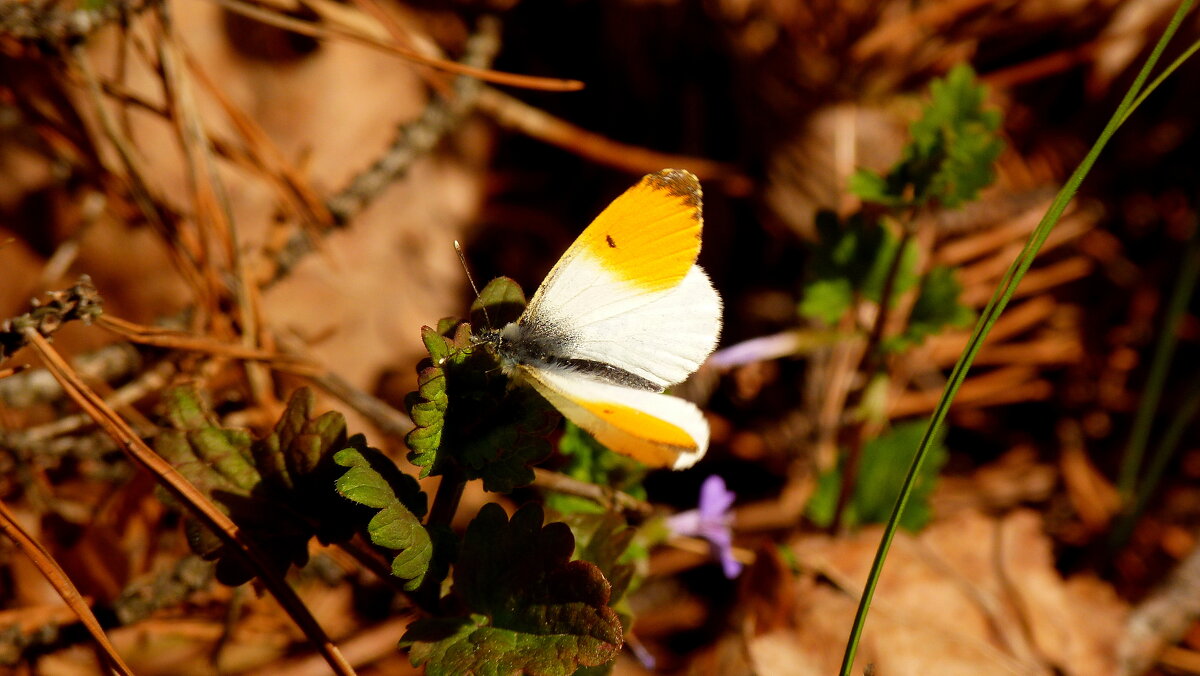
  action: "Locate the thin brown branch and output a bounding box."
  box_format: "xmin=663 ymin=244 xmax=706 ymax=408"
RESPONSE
xmin=475 ymin=86 xmax=754 ymax=196
xmin=0 ymin=342 xmax=140 ymax=408
xmin=6 ymin=359 xmax=174 ymax=447
xmin=96 ymin=315 xmax=318 ymax=373
xmin=22 ymin=329 xmax=357 ymax=676
xmin=208 ymin=0 xmax=580 ymax=92
xmin=246 ymin=617 xmax=412 ymax=676
xmin=0 ymin=497 xmax=135 ymax=675
xmin=0 ymin=364 xmax=27 ymax=379
xmin=0 ymin=0 xmax=157 ymax=44
xmin=181 ymin=45 xmax=334 ymax=232
xmin=70 ymin=43 xmax=215 ymax=306
xmin=1120 ymin=540 xmax=1200 ymax=675
xmin=531 ymin=467 xmax=653 ymax=519
xmin=158 ymin=13 xmax=277 ymax=408
xmin=274 ymin=331 xmax=411 ymax=436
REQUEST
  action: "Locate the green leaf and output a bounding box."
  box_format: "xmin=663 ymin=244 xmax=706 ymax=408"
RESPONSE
xmin=334 ymin=445 xmax=432 ymax=590
xmin=889 ymin=265 xmax=975 ymax=350
xmin=806 ymin=420 xmax=948 ymax=531
xmin=406 ymin=283 xmax=558 ymax=493
xmin=851 ymin=64 xmax=1003 ymax=209
xmin=154 ymin=387 xmax=367 ymax=585
xmin=797 ymin=278 xmax=854 ymax=326
xmin=799 ymin=212 xmax=918 ymax=324
xmin=471 ymin=277 xmax=527 ymax=329
xmin=571 ymin=512 xmax=637 ymax=613
xmin=847 ymin=170 xmax=902 ymax=207
xmin=545 ymin=423 xmax=648 ymax=516
xmin=402 ymin=503 xmax=623 ymax=675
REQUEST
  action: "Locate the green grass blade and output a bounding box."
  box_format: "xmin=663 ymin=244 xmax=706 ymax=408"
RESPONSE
xmin=837 ymin=2 xmax=1196 ymax=673
xmin=1115 ymin=209 xmax=1200 ymax=503
xmin=1119 ymin=36 xmax=1200 ymax=127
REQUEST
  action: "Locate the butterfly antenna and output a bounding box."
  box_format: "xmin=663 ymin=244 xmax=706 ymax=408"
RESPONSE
xmin=454 ymin=240 xmax=492 ymax=329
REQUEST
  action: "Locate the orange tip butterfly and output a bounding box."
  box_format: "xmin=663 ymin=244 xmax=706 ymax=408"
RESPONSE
xmin=483 ymin=169 xmax=722 ymax=469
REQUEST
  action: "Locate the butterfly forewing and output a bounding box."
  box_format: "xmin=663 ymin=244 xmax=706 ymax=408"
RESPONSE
xmin=517 ymin=170 xmax=721 ymax=389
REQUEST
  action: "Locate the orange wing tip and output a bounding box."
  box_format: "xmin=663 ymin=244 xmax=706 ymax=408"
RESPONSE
xmin=644 ymin=169 xmax=702 ymax=215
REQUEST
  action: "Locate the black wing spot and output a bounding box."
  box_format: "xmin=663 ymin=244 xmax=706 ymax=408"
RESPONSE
xmin=605 ymin=234 xmax=617 ymax=248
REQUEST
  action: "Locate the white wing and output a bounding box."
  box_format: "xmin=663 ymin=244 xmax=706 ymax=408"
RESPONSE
xmin=522 ymin=263 xmax=721 ymax=388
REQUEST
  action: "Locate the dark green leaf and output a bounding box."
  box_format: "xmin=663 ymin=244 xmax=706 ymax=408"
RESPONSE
xmin=471 ymin=276 xmax=527 ymax=329
xmin=402 ymin=503 xmax=623 ymax=676
xmin=847 ymin=169 xmax=902 ymax=207
xmin=405 ymin=285 xmax=558 ymax=493
xmin=572 ymin=512 xmax=636 ymax=607
xmin=850 ymin=64 xmax=1003 ymax=208
xmin=797 ymin=278 xmax=854 ymax=326
xmin=154 ymin=387 xmax=367 ymax=585
xmin=799 ymin=212 xmax=918 ymax=324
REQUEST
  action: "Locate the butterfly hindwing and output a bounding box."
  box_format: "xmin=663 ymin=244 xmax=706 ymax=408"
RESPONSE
xmin=517 ymin=365 xmax=707 ymax=470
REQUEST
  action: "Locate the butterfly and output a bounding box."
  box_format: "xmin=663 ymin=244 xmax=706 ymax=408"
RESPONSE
xmin=482 ymin=169 xmax=722 ymax=469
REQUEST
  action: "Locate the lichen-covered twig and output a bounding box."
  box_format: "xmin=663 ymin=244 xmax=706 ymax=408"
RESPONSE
xmin=267 ymin=16 xmax=501 ymax=285
xmin=0 ymin=276 xmax=103 ymax=362
xmin=1120 ymin=540 xmax=1200 ymax=675
xmin=0 ymin=341 xmax=140 ymax=408
xmin=0 ymin=0 xmax=157 ymax=45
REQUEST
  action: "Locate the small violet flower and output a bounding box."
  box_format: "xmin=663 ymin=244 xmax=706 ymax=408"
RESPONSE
xmin=666 ymin=475 xmax=743 ymax=579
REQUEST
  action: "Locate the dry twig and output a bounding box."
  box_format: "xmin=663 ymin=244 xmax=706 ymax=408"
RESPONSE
xmin=1120 ymin=540 xmax=1200 ymax=676
xmin=0 ymin=498 xmax=134 ymax=675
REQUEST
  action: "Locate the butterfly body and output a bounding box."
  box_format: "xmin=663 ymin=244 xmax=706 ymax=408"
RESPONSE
xmin=484 ymin=169 xmax=722 ymax=469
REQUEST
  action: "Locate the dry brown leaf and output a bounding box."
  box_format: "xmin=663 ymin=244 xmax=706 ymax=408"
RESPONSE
xmin=738 ymin=509 xmax=1126 ymax=675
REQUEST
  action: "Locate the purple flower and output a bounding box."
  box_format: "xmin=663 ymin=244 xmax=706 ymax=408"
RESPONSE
xmin=667 ymin=475 xmax=743 ymax=578
xmin=627 ymin=635 xmax=657 ymax=671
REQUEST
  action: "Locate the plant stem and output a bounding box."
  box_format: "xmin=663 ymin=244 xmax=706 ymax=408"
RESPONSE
xmin=415 ymin=463 xmax=467 ymax=611
xmin=833 ymin=218 xmax=915 ymax=532
xmin=1116 ymin=224 xmax=1200 ymax=501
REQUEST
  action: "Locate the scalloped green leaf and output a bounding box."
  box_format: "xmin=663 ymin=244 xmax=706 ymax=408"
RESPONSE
xmin=888 ymin=265 xmax=975 ymax=350
xmin=405 ymin=282 xmax=558 ymax=493
xmin=334 ymin=445 xmax=431 ymax=590
xmin=402 ymin=503 xmax=623 ymax=675
xmin=154 ymin=386 xmax=370 ymax=585
xmin=850 ymin=64 xmax=1002 ymax=209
